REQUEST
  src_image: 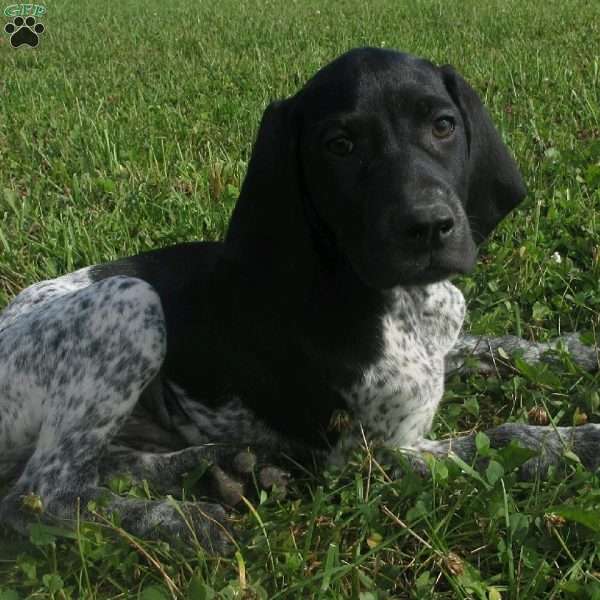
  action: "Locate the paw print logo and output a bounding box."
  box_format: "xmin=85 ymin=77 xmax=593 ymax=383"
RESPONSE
xmin=4 ymin=16 xmax=44 ymax=48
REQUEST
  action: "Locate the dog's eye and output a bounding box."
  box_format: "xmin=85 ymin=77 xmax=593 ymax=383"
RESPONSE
xmin=432 ymin=117 xmax=455 ymax=139
xmin=326 ymin=136 xmax=354 ymax=156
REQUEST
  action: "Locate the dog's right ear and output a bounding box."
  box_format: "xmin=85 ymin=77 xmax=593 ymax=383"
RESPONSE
xmin=441 ymin=65 xmax=527 ymax=244
xmin=225 ymin=98 xmax=313 ymax=279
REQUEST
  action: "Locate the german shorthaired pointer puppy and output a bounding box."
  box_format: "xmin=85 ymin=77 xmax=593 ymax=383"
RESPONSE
xmin=1 ymin=48 xmax=598 ymax=552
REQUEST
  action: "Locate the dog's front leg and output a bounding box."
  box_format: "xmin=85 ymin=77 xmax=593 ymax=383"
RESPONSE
xmin=446 ymin=333 xmax=599 ymax=377
xmin=407 ymin=423 xmax=600 ymax=480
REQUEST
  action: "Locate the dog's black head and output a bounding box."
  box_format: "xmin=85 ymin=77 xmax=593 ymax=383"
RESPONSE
xmin=226 ymin=48 xmax=526 ymax=290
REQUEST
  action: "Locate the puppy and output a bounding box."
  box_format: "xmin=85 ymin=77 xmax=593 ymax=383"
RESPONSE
xmin=4 ymin=49 xmax=593 ymax=553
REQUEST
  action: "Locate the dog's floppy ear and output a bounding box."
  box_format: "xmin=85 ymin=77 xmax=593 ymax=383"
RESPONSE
xmin=441 ymin=65 xmax=527 ymax=243
xmin=225 ymin=98 xmax=313 ymax=281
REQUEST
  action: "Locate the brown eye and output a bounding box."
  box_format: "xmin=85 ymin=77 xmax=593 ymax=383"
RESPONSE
xmin=432 ymin=117 xmax=455 ymax=139
xmin=326 ymin=136 xmax=354 ymax=156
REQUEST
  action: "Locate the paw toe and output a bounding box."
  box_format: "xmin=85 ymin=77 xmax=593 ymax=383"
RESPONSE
xmin=258 ymin=466 xmax=290 ymax=491
xmin=231 ymin=449 xmax=257 ymax=474
xmin=208 ymin=466 xmax=245 ymax=506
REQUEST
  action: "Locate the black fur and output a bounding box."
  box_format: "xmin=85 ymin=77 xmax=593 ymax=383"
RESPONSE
xmin=5 ymin=48 xmax=568 ymax=552
xmin=92 ymin=48 xmax=526 ymax=447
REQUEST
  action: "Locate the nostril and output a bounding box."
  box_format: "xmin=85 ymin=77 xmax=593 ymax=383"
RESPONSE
xmin=437 ymin=218 xmax=455 ymax=238
xmin=397 ymin=205 xmax=456 ymax=247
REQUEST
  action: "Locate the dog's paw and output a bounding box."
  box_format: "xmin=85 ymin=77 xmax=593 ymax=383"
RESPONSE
xmin=392 ymin=450 xmax=432 ymax=479
xmin=116 ymin=498 xmax=233 ymax=553
xmin=207 ymin=448 xmax=291 ymax=506
xmin=1 ymin=488 xmax=234 ymax=554
xmin=232 ymin=448 xmax=291 ymax=497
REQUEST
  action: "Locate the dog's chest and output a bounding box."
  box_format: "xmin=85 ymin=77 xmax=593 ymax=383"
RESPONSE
xmin=337 ymin=281 xmax=466 ymax=450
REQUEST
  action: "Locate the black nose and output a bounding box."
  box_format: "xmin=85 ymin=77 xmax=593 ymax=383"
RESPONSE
xmin=400 ymin=204 xmax=455 ymax=248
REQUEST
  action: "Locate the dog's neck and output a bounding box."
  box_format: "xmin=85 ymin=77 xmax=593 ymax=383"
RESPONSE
xmin=223 ymin=187 xmax=428 ymax=384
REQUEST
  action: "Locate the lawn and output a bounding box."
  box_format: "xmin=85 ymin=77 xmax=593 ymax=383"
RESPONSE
xmin=1 ymin=0 xmax=600 ymax=597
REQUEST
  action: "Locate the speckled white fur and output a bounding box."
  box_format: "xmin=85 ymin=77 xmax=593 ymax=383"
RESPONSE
xmin=330 ymin=281 xmax=465 ymax=465
xmin=0 ymin=270 xmax=231 ymax=551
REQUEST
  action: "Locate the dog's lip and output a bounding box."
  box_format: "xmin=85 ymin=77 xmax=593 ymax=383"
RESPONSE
xmin=397 ymin=251 xmax=450 ymax=273
xmin=359 ymin=260 xmax=456 ymax=289
xmin=395 ymin=265 xmax=456 ymax=286
xmin=389 ymin=250 xmax=477 ymax=286
xmin=349 ymin=241 xmax=477 ymax=289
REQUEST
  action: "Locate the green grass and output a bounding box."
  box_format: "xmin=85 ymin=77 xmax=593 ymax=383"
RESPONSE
xmin=1 ymin=0 xmax=600 ymax=597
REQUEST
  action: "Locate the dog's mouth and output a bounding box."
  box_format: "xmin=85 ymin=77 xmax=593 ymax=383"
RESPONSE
xmin=399 ymin=264 xmax=458 ymax=285
xmin=351 ymin=246 xmax=478 ymax=290
xmin=390 ymin=263 xmax=461 ymax=287
xmin=406 ymin=247 xmax=478 ymax=282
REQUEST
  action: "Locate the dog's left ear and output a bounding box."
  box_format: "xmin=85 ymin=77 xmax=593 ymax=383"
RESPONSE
xmin=441 ymin=65 xmax=527 ymax=243
xmin=225 ymin=97 xmax=316 ymax=293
